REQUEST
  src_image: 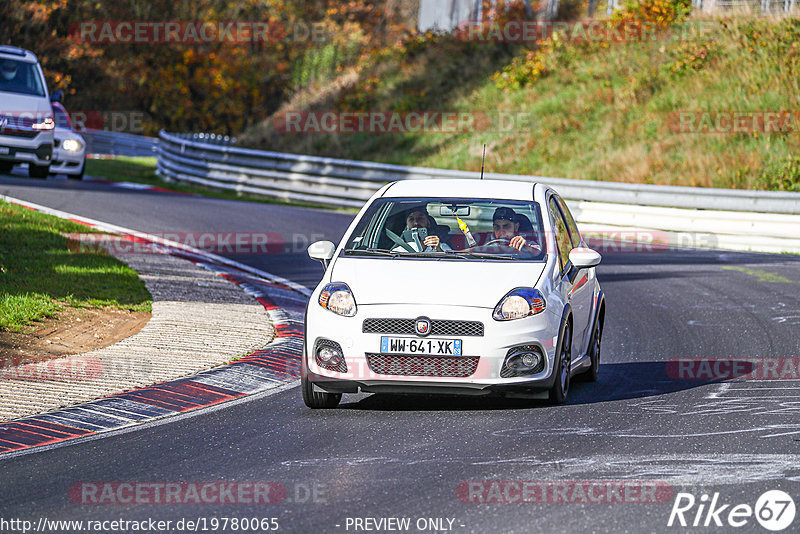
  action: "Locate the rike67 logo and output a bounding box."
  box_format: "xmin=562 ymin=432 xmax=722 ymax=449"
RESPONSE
xmin=668 ymin=490 xmax=796 ymax=531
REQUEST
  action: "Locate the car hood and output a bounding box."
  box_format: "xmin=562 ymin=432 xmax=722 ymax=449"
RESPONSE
xmin=0 ymin=93 xmax=51 ymax=115
xmin=330 ymin=256 xmax=546 ymax=307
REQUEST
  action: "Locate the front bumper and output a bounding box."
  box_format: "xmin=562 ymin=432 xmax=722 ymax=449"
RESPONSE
xmin=304 ymin=303 xmax=562 ymax=394
xmin=0 ymin=132 xmax=53 ymax=166
xmin=51 ymin=147 xmax=85 ymax=175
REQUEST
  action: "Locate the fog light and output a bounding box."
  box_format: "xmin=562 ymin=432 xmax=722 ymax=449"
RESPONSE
xmin=521 ymin=353 xmax=537 ymax=368
xmin=314 ymin=339 xmax=347 ymax=373
xmin=317 ymin=346 xmax=339 ymax=363
xmin=501 ymin=346 xmax=545 ymax=378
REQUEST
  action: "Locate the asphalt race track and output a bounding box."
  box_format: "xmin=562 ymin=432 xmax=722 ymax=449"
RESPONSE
xmin=2 ymin=174 xmax=800 ymax=533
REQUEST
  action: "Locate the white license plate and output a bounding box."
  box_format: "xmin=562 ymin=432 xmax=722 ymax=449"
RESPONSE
xmin=0 ymin=147 xmax=10 ymax=155
xmin=380 ymin=336 xmax=462 ymax=356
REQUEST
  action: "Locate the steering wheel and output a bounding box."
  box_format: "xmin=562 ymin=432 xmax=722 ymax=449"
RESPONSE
xmin=484 ymin=238 xmax=512 ymax=247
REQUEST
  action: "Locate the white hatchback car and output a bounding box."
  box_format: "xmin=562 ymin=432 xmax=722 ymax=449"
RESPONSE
xmin=303 ymin=179 xmax=605 ymax=408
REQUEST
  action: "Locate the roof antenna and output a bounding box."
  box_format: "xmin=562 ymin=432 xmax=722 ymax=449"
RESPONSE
xmin=480 ymin=143 xmax=486 ymax=180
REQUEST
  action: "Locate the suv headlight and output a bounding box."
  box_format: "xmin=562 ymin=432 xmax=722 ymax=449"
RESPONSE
xmin=493 ymin=288 xmax=546 ymax=321
xmin=62 ymin=138 xmax=83 ymax=152
xmin=318 ymin=282 xmax=357 ymax=317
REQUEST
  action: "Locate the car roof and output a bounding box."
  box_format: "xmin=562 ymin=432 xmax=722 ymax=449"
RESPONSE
xmin=382 ymin=179 xmax=540 ymax=201
xmin=0 ymin=45 xmax=38 ymax=63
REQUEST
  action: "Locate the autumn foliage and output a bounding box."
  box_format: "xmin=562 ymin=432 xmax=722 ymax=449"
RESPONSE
xmin=0 ymin=1 xmax=410 ymax=135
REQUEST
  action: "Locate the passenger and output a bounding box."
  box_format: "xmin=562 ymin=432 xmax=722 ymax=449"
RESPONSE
xmin=401 ymin=205 xmax=444 ymax=251
xmin=492 ymin=207 xmax=536 ymax=251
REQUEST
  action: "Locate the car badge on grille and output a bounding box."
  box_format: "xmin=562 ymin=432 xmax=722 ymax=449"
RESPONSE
xmin=415 ymin=317 xmax=431 ymax=337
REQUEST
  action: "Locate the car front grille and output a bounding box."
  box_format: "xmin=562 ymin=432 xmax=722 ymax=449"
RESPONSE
xmin=362 ymin=318 xmax=484 ymax=337
xmin=365 ymin=354 xmax=479 ymax=378
xmin=0 ymin=128 xmax=38 ymax=139
xmin=0 ymin=115 xmax=38 ymax=138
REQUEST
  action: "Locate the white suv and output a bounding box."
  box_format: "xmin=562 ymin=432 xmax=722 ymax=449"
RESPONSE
xmin=0 ymin=45 xmax=55 ymax=178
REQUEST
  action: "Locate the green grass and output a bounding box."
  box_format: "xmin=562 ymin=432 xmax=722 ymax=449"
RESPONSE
xmin=0 ymin=200 xmax=152 ymax=332
xmin=85 ymin=157 xmax=354 ymax=211
xmin=239 ymin=14 xmax=800 ymax=191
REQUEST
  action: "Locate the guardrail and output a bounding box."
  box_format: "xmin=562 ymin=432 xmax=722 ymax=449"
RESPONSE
xmin=157 ymin=130 xmax=800 ymax=213
xmin=83 ymin=129 xmax=159 ymax=157
xmin=155 ymin=130 xmax=800 ymax=253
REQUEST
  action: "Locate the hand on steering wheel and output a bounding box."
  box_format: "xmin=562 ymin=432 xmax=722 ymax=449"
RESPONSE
xmin=484 ymin=238 xmax=512 ymax=247
xmin=486 ymin=236 xmax=529 ymax=251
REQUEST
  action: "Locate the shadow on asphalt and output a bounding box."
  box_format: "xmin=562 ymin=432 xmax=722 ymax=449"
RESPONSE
xmin=339 ymin=360 xmax=729 ymax=411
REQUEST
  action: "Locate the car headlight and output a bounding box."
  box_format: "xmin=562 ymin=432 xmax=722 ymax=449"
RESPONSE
xmin=493 ymin=288 xmax=546 ymax=321
xmin=318 ymin=282 xmax=357 ymax=317
xmin=32 ymin=117 xmax=54 ymax=130
xmin=61 ymin=138 xmax=83 ymax=152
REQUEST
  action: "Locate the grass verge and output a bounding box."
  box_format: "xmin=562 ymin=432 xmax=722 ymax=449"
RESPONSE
xmin=239 ymin=12 xmax=800 ymax=191
xmin=0 ymin=199 xmax=152 ymax=332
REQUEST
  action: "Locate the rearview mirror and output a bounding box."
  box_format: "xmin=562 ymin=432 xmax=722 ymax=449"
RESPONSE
xmin=569 ymin=247 xmax=602 ymax=268
xmin=308 ymin=240 xmax=336 ymax=269
xmin=440 ymin=205 xmax=470 ymax=217
xmin=50 ymin=90 xmax=63 ymax=103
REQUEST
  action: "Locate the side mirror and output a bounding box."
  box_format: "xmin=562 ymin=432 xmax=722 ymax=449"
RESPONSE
xmin=308 ymin=240 xmax=336 ymax=269
xmin=569 ymin=247 xmax=602 ymax=269
xmin=50 ymin=90 xmax=63 ymax=103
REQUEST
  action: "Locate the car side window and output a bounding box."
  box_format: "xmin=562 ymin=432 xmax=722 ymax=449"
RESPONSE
xmin=555 ymin=196 xmax=581 ymax=249
xmin=548 ymin=197 xmax=573 ymax=274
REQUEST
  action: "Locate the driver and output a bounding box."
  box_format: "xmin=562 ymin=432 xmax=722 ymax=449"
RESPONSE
xmin=492 ymin=207 xmax=535 ymax=251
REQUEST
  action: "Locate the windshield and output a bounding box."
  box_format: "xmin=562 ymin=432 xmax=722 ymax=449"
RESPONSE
xmin=343 ymin=197 xmax=546 ymax=261
xmin=0 ymin=58 xmax=46 ymax=97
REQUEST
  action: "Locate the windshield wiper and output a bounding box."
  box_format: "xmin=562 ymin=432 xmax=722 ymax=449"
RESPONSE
xmin=394 ymin=251 xmax=458 ymax=258
xmin=344 ymin=248 xmax=398 ymax=256
xmin=453 ymin=251 xmax=518 ymax=260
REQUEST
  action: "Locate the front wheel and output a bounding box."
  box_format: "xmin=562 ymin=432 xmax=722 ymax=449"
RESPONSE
xmin=302 ymin=376 xmax=341 ymax=409
xmin=548 ymin=322 xmax=571 ymax=404
xmin=29 ymin=163 xmax=50 ymax=178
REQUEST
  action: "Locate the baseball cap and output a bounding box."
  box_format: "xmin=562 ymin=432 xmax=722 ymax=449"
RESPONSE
xmin=493 ymin=207 xmax=516 ymax=222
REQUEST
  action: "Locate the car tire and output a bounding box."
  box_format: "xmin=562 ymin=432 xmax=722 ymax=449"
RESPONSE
xmin=302 ymin=376 xmax=342 ymax=409
xmin=0 ymin=161 xmax=13 ymax=174
xmin=548 ymin=321 xmax=571 ymax=404
xmin=29 ymin=163 xmax=50 ymax=179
